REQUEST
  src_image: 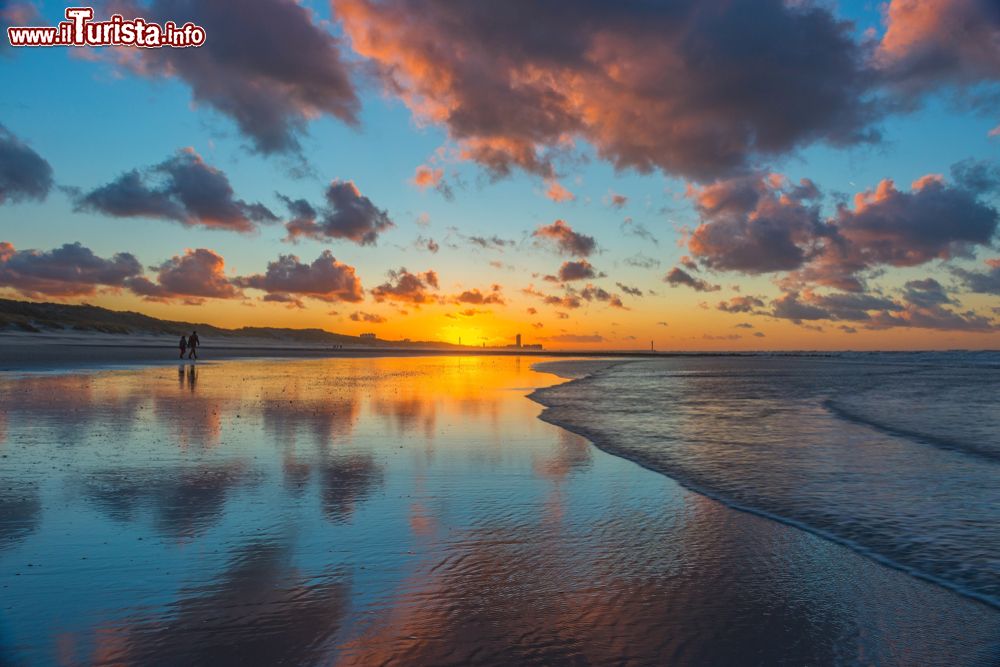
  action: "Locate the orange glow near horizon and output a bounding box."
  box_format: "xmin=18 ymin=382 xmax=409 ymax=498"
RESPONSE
xmin=12 ymin=287 xmax=997 ymax=352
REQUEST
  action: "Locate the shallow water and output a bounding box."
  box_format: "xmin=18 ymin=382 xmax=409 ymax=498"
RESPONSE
xmin=0 ymin=356 xmax=998 ymax=665
xmin=533 ymin=353 xmax=1000 ymax=610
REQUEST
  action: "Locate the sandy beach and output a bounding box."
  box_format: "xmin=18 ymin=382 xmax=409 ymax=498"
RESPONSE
xmin=0 ymin=331 xmax=450 ymax=372
xmin=0 ymin=354 xmax=997 ymax=665
xmin=0 ymin=331 xmax=654 ymax=373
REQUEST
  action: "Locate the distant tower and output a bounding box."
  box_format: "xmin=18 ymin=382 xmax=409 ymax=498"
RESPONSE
xmin=515 ymin=333 xmax=522 ymax=348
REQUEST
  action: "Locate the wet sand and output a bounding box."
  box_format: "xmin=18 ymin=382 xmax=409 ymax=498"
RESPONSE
xmin=0 ymin=356 xmax=997 ymax=665
xmin=0 ymin=331 xmax=753 ymax=374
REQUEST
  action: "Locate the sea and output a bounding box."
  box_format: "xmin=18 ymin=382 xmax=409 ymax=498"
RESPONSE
xmin=532 ymin=352 xmax=1000 ymax=609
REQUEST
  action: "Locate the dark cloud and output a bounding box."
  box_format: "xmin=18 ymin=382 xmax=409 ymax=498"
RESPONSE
xmin=688 ymin=165 xmax=1000 ymax=294
xmin=283 ymin=180 xmax=395 ymax=245
xmin=900 ymin=278 xmax=954 ymax=308
xmin=338 ymin=0 xmax=879 ymax=182
xmin=533 ymin=220 xmax=596 ymax=257
xmin=830 ymin=170 xmax=998 ymax=269
xmin=235 ymin=251 xmax=364 ymax=302
xmin=769 ymin=285 xmax=996 ymax=332
xmin=415 ymin=236 xmax=440 ymax=253
xmin=126 ymin=248 xmax=241 ymax=303
xmin=350 ymin=311 xmax=386 ymax=323
xmin=717 ymin=295 xmax=765 ymax=313
xmin=578 ymin=284 xmax=626 ymax=309
xmin=0 ymin=241 xmax=142 ymax=297
xmin=808 ymin=291 xmax=901 ymax=322
xmin=954 ymin=258 xmax=1000 ymax=295
xmin=111 ymin=0 xmax=359 ymax=153
xmin=262 ymin=293 xmax=305 ymax=308
xmin=370 ymin=268 xmax=439 ymax=305
xmin=616 ymin=282 xmax=643 ymax=297
xmin=703 ymin=333 xmax=742 ymax=341
xmin=609 ymin=193 xmax=628 ymax=209
xmin=77 ymin=149 xmax=277 ymax=232
xmin=454 ymin=285 xmax=505 ymax=305
xmin=770 ymin=291 xmax=835 ymax=323
xmin=467 ymin=235 xmax=516 ymax=251
xmin=524 ymin=285 xmax=583 ymax=311
xmin=0 ymin=124 xmax=53 ymax=204
xmin=548 ymin=295 xmax=582 ymax=310
xmin=770 ymin=290 xmax=903 ymax=324
xmin=664 ymin=267 xmax=720 ymax=292
xmin=619 ymin=218 xmax=659 ymax=245
xmin=624 ymin=253 xmax=661 ymax=270
xmin=868 ymin=299 xmax=996 ymax=332
xmin=688 ymin=173 xmax=825 ymax=274
xmin=455 ymin=307 xmax=490 ymax=317
xmin=557 ymin=259 xmax=598 ymax=282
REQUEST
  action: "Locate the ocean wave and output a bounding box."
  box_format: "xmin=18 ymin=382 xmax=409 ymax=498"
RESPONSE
xmin=530 ymin=356 xmax=1000 ymax=610
xmin=824 ymin=399 xmax=1000 ymax=463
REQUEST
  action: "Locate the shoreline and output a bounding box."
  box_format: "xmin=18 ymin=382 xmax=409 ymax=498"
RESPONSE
xmin=528 ymin=359 xmax=1000 ymax=613
xmin=4 ymin=332 xmax=998 ymax=374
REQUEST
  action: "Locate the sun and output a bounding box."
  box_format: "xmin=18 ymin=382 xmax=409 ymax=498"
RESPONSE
xmin=439 ymin=323 xmax=489 ymax=347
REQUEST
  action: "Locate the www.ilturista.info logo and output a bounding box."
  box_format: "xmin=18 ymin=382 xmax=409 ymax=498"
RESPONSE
xmin=7 ymin=7 xmax=206 ymax=48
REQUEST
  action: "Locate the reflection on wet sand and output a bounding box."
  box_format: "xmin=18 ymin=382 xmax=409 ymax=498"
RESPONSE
xmin=320 ymin=454 xmax=383 ymax=523
xmin=0 ymin=483 xmax=41 ymax=550
xmin=120 ymin=541 xmax=350 ymax=666
xmin=0 ymin=356 xmax=997 ymax=665
xmin=78 ymin=463 xmax=252 ymax=539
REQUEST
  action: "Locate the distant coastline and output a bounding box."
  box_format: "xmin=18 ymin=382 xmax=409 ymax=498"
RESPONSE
xmin=1 ymin=298 xmax=997 ymax=373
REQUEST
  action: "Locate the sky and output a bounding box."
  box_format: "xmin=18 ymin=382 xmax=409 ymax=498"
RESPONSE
xmin=1 ymin=0 xmax=998 ymax=350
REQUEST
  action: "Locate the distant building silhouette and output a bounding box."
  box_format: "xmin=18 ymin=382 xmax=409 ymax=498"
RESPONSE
xmin=505 ymin=333 xmax=542 ymax=350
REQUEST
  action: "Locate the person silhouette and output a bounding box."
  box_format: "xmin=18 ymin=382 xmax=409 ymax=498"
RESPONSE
xmin=188 ymin=330 xmax=200 ymax=359
xmin=179 ymin=334 xmax=188 ymax=359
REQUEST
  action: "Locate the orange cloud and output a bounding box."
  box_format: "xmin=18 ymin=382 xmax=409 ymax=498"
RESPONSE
xmin=337 ymin=0 xmax=877 ymax=181
xmin=544 ymin=179 xmax=575 ymax=202
xmin=127 ymin=248 xmax=241 ymax=303
xmin=411 ymin=165 xmax=444 ymax=189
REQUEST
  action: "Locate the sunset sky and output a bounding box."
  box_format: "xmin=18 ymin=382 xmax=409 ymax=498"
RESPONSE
xmin=2 ymin=0 xmax=999 ymax=349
